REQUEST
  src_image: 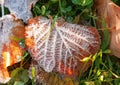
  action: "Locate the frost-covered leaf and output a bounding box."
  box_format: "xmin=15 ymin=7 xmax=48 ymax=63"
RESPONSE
xmin=0 ymin=15 xmax=25 ymax=83
xmin=4 ymin=0 xmax=38 ymax=22
xmin=0 ymin=15 xmax=25 ymax=67
xmin=25 ymin=16 xmax=100 ymax=76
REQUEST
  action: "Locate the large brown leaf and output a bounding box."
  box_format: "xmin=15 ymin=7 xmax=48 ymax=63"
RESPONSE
xmin=25 ymin=16 xmax=100 ymax=77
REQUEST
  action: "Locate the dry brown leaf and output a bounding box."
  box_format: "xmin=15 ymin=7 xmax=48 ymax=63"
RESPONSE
xmin=108 ymin=3 xmax=120 ymax=58
xmin=25 ymin=16 xmax=100 ymax=77
xmin=94 ymin=0 xmax=120 ymax=58
xmin=0 ymin=15 xmax=25 ymax=83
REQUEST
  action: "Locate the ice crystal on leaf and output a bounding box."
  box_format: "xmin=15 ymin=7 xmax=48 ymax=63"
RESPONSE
xmin=25 ymin=16 xmax=100 ymax=76
xmin=0 ymin=15 xmax=25 ymax=83
xmin=0 ymin=15 xmax=15 ymax=57
xmin=4 ymin=0 xmax=38 ymax=22
xmin=0 ymin=15 xmax=15 ymax=83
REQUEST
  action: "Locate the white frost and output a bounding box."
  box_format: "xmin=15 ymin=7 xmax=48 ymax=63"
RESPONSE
xmin=4 ymin=0 xmax=38 ymax=22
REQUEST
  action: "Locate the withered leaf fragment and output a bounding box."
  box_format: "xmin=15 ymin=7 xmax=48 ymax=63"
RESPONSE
xmin=0 ymin=15 xmax=25 ymax=83
xmin=94 ymin=0 xmax=120 ymax=58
